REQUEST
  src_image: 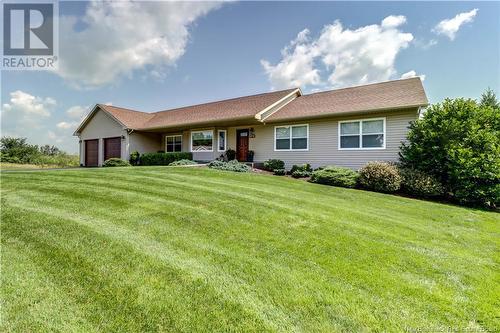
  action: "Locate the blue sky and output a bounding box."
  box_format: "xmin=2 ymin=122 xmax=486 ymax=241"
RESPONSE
xmin=1 ymin=1 xmax=499 ymax=153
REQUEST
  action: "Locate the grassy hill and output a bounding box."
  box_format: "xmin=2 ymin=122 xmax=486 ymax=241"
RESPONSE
xmin=1 ymin=167 xmax=498 ymax=332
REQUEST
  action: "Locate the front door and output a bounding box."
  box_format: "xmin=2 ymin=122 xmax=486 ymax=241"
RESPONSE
xmin=236 ymin=129 xmax=249 ymax=162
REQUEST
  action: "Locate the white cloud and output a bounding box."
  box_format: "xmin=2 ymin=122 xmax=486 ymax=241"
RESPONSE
xmin=381 ymin=15 xmax=407 ymax=28
xmin=261 ymin=15 xmax=414 ymax=90
xmin=433 ymin=9 xmax=478 ymax=40
xmin=401 ymin=70 xmax=426 ymax=81
xmin=261 ymin=29 xmax=321 ymax=89
xmin=66 ymin=105 xmax=88 ymax=119
xmin=414 ymin=38 xmax=438 ymax=50
xmin=57 ymin=1 xmax=222 ymax=88
xmin=2 ymin=90 xmax=55 ymax=117
xmin=56 ymin=121 xmax=78 ymax=130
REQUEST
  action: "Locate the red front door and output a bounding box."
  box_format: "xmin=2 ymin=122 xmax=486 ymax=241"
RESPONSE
xmin=236 ymin=129 xmax=249 ymax=162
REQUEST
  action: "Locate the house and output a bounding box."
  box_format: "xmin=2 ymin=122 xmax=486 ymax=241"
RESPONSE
xmin=74 ymin=77 xmax=428 ymax=169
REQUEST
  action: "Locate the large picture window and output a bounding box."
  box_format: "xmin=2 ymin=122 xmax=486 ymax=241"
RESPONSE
xmin=166 ymin=135 xmax=182 ymax=152
xmin=274 ymin=124 xmax=308 ymax=151
xmin=217 ymin=130 xmax=226 ymax=152
xmin=339 ymin=118 xmax=385 ymax=149
xmin=191 ymin=130 xmax=213 ymax=152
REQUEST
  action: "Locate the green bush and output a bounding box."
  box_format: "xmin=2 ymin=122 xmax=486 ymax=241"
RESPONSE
xmin=169 ymin=159 xmax=197 ymax=166
xmin=263 ymin=159 xmax=284 ymax=171
xmin=359 ymin=162 xmax=402 ymax=193
xmin=310 ymin=166 xmax=359 ymax=188
xmin=140 ymin=152 xmax=193 ymax=166
xmin=273 ymin=169 xmax=286 ymax=176
xmin=129 ymin=151 xmax=140 ymax=166
xmin=399 ymin=168 xmax=444 ymax=198
xmin=103 ymin=158 xmax=131 ymax=167
xmin=400 ymin=95 xmax=500 ymax=207
xmin=225 ymin=149 xmax=236 ymax=161
xmin=291 ymin=170 xmax=311 ymax=178
xmin=208 ymin=160 xmax=250 ymax=172
xmin=0 ymin=137 xmax=79 ymax=167
xmin=290 ymin=164 xmax=312 ymax=178
xmin=1 ymin=137 xmax=41 ymax=164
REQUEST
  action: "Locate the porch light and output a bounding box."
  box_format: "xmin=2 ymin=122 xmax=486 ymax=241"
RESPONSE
xmin=249 ymin=128 xmax=255 ymax=138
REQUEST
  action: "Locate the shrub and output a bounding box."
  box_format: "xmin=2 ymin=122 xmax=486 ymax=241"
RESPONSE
xmin=291 ymin=170 xmax=311 ymax=178
xmin=263 ymin=159 xmax=284 ymax=171
xmin=310 ymin=166 xmax=359 ymax=188
xmin=140 ymin=152 xmax=193 ymax=166
xmin=103 ymin=158 xmax=131 ymax=167
xmin=399 ymin=168 xmax=444 ymax=198
xmin=225 ymin=149 xmax=236 ymax=161
xmin=358 ymin=162 xmax=402 ymax=193
xmin=400 ymin=95 xmax=500 ymax=207
xmin=169 ymin=159 xmax=197 ymax=166
xmin=129 ymin=151 xmax=140 ymax=166
xmin=208 ymin=160 xmax=250 ymax=172
xmin=290 ymin=163 xmax=312 ymax=173
xmin=273 ymin=168 xmax=286 ymax=176
xmin=290 ymin=164 xmax=312 ymax=178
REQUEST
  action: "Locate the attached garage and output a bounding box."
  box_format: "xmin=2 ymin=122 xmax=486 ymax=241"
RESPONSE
xmin=104 ymin=137 xmax=121 ymax=161
xmin=85 ymin=139 xmax=99 ymax=167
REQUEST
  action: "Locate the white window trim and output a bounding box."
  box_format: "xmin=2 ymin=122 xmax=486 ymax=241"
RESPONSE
xmin=338 ymin=117 xmax=386 ymax=150
xmin=190 ymin=130 xmax=214 ymax=152
xmin=165 ymin=135 xmax=182 ymax=152
xmin=274 ymin=124 xmax=309 ymax=151
xmin=217 ymin=130 xmax=227 ymax=152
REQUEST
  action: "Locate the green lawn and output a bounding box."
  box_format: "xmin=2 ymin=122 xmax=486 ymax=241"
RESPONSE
xmin=1 ymin=167 xmax=499 ymax=332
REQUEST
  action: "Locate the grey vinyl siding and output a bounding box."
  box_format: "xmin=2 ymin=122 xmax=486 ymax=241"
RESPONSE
xmin=249 ymin=109 xmax=418 ymax=170
xmin=129 ymin=132 xmax=162 ymax=155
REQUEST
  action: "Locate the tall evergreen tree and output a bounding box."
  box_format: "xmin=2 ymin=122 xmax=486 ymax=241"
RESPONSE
xmin=479 ymin=87 xmax=500 ymax=108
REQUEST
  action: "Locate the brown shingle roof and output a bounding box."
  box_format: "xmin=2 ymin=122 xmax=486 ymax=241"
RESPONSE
xmin=139 ymin=88 xmax=297 ymax=129
xmin=99 ymin=104 xmax=155 ymax=129
xmin=265 ymin=77 xmax=428 ymax=122
xmin=76 ymin=78 xmax=428 ymax=134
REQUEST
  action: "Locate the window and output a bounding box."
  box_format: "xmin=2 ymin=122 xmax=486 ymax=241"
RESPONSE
xmin=339 ymin=118 xmax=385 ymax=149
xmin=217 ymin=130 xmax=226 ymax=152
xmin=166 ymin=135 xmax=182 ymax=152
xmin=274 ymin=124 xmax=308 ymax=151
xmin=191 ymin=130 xmax=213 ymax=152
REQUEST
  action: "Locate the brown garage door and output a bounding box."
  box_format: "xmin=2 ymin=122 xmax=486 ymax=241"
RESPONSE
xmin=85 ymin=139 xmax=99 ymax=167
xmin=104 ymin=137 xmax=121 ymax=161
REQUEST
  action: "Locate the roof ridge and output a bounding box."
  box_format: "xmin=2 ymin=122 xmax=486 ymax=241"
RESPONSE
xmin=302 ymin=77 xmax=422 ymax=97
xmin=99 ymin=104 xmax=153 ymax=115
xmin=151 ymin=88 xmax=298 ymax=115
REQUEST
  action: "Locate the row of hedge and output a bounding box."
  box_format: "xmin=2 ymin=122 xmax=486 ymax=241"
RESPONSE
xmin=131 ymin=151 xmax=193 ymax=166
xmin=263 ymin=159 xmax=446 ymax=200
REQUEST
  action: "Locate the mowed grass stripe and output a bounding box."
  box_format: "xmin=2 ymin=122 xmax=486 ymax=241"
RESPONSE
xmin=5 ymin=169 xmax=495 ymax=262
xmin=3 ymin=170 xmax=496 ymax=296
xmin=2 ymin=205 xmax=281 ymax=332
xmin=1 ymin=167 xmax=498 ymax=332
xmin=3 ymin=197 xmax=361 ymax=332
